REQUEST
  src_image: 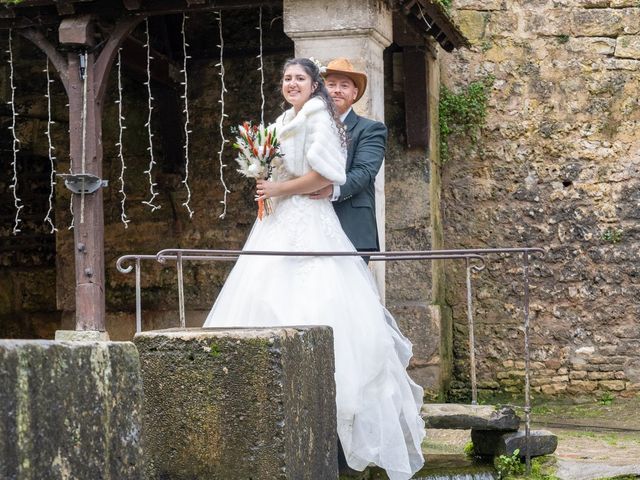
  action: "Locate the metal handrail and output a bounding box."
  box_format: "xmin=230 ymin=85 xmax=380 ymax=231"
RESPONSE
xmin=116 ymin=246 xmax=545 ymax=471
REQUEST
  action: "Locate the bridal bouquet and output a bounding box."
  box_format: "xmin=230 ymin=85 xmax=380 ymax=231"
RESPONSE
xmin=233 ymin=122 xmax=283 ymax=220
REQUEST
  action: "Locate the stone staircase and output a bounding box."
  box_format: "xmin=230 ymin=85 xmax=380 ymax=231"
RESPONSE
xmin=422 ymin=403 xmax=558 ymax=458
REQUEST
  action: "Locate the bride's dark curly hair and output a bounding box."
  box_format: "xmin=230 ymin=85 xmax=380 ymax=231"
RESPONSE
xmin=282 ymin=57 xmax=347 ymax=146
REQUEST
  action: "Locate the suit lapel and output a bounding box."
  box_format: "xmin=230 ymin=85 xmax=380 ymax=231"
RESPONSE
xmin=343 ymin=109 xmax=359 ymax=170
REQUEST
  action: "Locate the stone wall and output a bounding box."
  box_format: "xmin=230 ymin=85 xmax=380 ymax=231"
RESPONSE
xmin=442 ymin=0 xmax=640 ymax=399
xmin=0 ymin=37 xmax=64 ymax=339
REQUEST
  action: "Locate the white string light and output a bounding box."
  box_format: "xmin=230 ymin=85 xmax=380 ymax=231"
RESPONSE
xmin=416 ymin=2 xmax=434 ymax=30
xmin=142 ymin=18 xmax=161 ymax=212
xmin=180 ymin=13 xmax=194 ymax=218
xmin=66 ymin=101 xmax=74 ymax=230
xmin=115 ymin=48 xmax=130 ymax=228
xmin=79 ymin=51 xmax=88 ymax=224
xmin=216 ymin=11 xmax=230 ymax=219
xmin=43 ymin=58 xmax=58 ymax=233
xmin=7 ymin=29 xmax=23 ymax=235
xmin=257 ymin=6 xmax=265 ymax=126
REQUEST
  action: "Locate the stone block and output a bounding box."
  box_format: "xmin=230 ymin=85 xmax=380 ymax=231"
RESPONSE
xmin=471 ymin=429 xmax=558 ymax=458
xmin=569 ymin=370 xmax=587 ymax=380
xmin=456 ymin=10 xmax=488 ymax=42
xmin=55 ymin=329 xmax=111 ymax=341
xmin=422 ymin=404 xmax=520 ymax=431
xmin=567 ymin=380 xmax=598 ymax=393
xmin=615 ymin=35 xmax=640 ymax=59
xmin=135 ymin=327 xmax=337 ymax=480
xmin=571 ymin=9 xmax=625 ymax=36
xmin=588 ymin=370 xmax=616 ymax=380
xmin=455 ymin=0 xmax=504 ymax=10
xmin=599 ymin=380 xmax=626 ymax=391
xmin=541 ymin=383 xmax=567 ymax=395
xmin=0 ymin=340 xmax=143 ymax=479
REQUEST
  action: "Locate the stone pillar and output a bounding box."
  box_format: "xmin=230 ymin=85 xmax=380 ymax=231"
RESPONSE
xmin=0 ymin=340 xmax=144 ymax=479
xmin=134 ymin=326 xmax=337 ymax=480
xmin=283 ymin=0 xmax=392 ymax=299
xmin=428 ymin=41 xmax=453 ymax=399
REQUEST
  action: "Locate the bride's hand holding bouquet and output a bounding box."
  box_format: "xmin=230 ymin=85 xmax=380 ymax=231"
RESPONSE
xmin=233 ymin=122 xmax=283 ymax=220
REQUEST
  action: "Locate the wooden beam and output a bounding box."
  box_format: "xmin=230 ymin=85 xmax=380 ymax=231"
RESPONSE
xmin=122 ymin=0 xmax=142 ymax=9
xmin=393 ymin=10 xmax=423 ymax=47
xmin=396 ymin=0 xmax=469 ymax=51
xmin=0 ymin=0 xmax=281 ymax=29
xmin=403 ymin=47 xmax=429 ymax=149
xmin=56 ymin=0 xmax=76 ymax=15
xmin=94 ymin=15 xmax=143 ymax=102
xmin=19 ymin=28 xmax=70 ymax=93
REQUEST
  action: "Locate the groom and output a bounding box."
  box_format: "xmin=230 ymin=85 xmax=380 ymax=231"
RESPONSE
xmin=310 ymin=58 xmax=387 ymax=259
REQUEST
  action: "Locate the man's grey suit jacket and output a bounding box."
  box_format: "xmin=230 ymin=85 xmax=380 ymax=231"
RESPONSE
xmin=334 ymin=109 xmax=387 ymax=251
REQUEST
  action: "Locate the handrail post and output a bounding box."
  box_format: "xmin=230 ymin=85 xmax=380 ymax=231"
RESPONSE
xmin=465 ymin=257 xmax=478 ymax=406
xmin=135 ymin=257 xmax=142 ymax=333
xmin=177 ymin=251 xmax=186 ymax=329
xmin=523 ymin=251 xmax=531 ymax=474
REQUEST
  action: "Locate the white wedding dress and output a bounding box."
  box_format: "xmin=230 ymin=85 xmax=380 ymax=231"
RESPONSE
xmin=204 ymin=97 xmax=425 ymax=479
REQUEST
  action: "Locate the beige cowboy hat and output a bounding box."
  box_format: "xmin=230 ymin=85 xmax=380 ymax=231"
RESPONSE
xmin=322 ymin=58 xmax=368 ymax=102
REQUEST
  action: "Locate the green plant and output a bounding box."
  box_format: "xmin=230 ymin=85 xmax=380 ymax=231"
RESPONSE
xmin=529 ymin=456 xmax=560 ymax=480
xmin=463 ymin=441 xmax=475 ymax=456
xmin=439 ymin=75 xmax=494 ymax=162
xmin=599 ymin=391 xmax=614 ymax=406
xmin=436 ymin=0 xmax=452 ymax=12
xmin=494 ymin=449 xmax=525 ymax=479
xmin=208 ymin=341 xmax=221 ymax=358
xmin=602 ymin=227 xmax=623 ymax=244
xmin=556 ymin=34 xmax=570 ymax=44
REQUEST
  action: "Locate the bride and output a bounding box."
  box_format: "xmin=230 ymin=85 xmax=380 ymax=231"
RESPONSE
xmin=204 ymin=57 xmax=425 ymax=479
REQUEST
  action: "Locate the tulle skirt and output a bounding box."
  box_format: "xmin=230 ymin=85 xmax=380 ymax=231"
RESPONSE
xmin=203 ymin=194 xmax=425 ymax=479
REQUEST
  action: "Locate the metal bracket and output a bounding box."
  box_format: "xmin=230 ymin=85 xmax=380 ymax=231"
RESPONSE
xmin=58 ymin=173 xmax=108 ymax=194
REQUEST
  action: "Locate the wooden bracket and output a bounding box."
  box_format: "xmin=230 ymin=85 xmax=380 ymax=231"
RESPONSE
xmin=122 ymin=0 xmax=142 ymax=10
xmin=59 ymin=13 xmax=95 ymax=46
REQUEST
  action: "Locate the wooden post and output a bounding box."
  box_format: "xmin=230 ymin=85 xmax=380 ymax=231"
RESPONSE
xmin=67 ymin=49 xmax=106 ymax=331
xmin=23 ymin=15 xmax=142 ymax=332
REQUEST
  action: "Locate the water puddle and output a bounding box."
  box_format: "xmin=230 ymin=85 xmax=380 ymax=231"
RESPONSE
xmin=413 ymin=454 xmax=496 ymax=480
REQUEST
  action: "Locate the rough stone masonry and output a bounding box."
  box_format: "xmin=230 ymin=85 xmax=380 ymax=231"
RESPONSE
xmin=135 ymin=326 xmax=338 ymax=480
xmin=442 ymin=0 xmax=640 ymax=399
xmin=0 ymin=340 xmax=144 ymax=479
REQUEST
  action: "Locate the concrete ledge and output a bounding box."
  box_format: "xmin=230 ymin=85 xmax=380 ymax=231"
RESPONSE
xmin=0 ymin=340 xmax=143 ymax=479
xmin=135 ymin=326 xmax=337 ymax=480
xmin=55 ymin=329 xmax=110 ymax=341
xmin=422 ymin=403 xmax=521 ymax=430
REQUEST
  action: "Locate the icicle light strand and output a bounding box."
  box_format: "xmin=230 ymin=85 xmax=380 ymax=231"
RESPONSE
xmin=180 ymin=13 xmax=194 ymax=218
xmin=116 ymin=48 xmax=130 ymax=228
xmin=44 ymin=58 xmax=58 ymax=233
xmin=416 ymin=2 xmax=434 ymax=30
xmin=79 ymin=51 xmax=88 ymax=224
xmin=257 ymin=6 xmax=265 ymax=126
xmin=142 ymin=18 xmax=161 ymax=212
xmin=7 ymin=29 xmax=23 ymax=235
xmin=66 ymin=101 xmax=74 ymax=230
xmin=216 ymin=11 xmax=230 ymax=219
